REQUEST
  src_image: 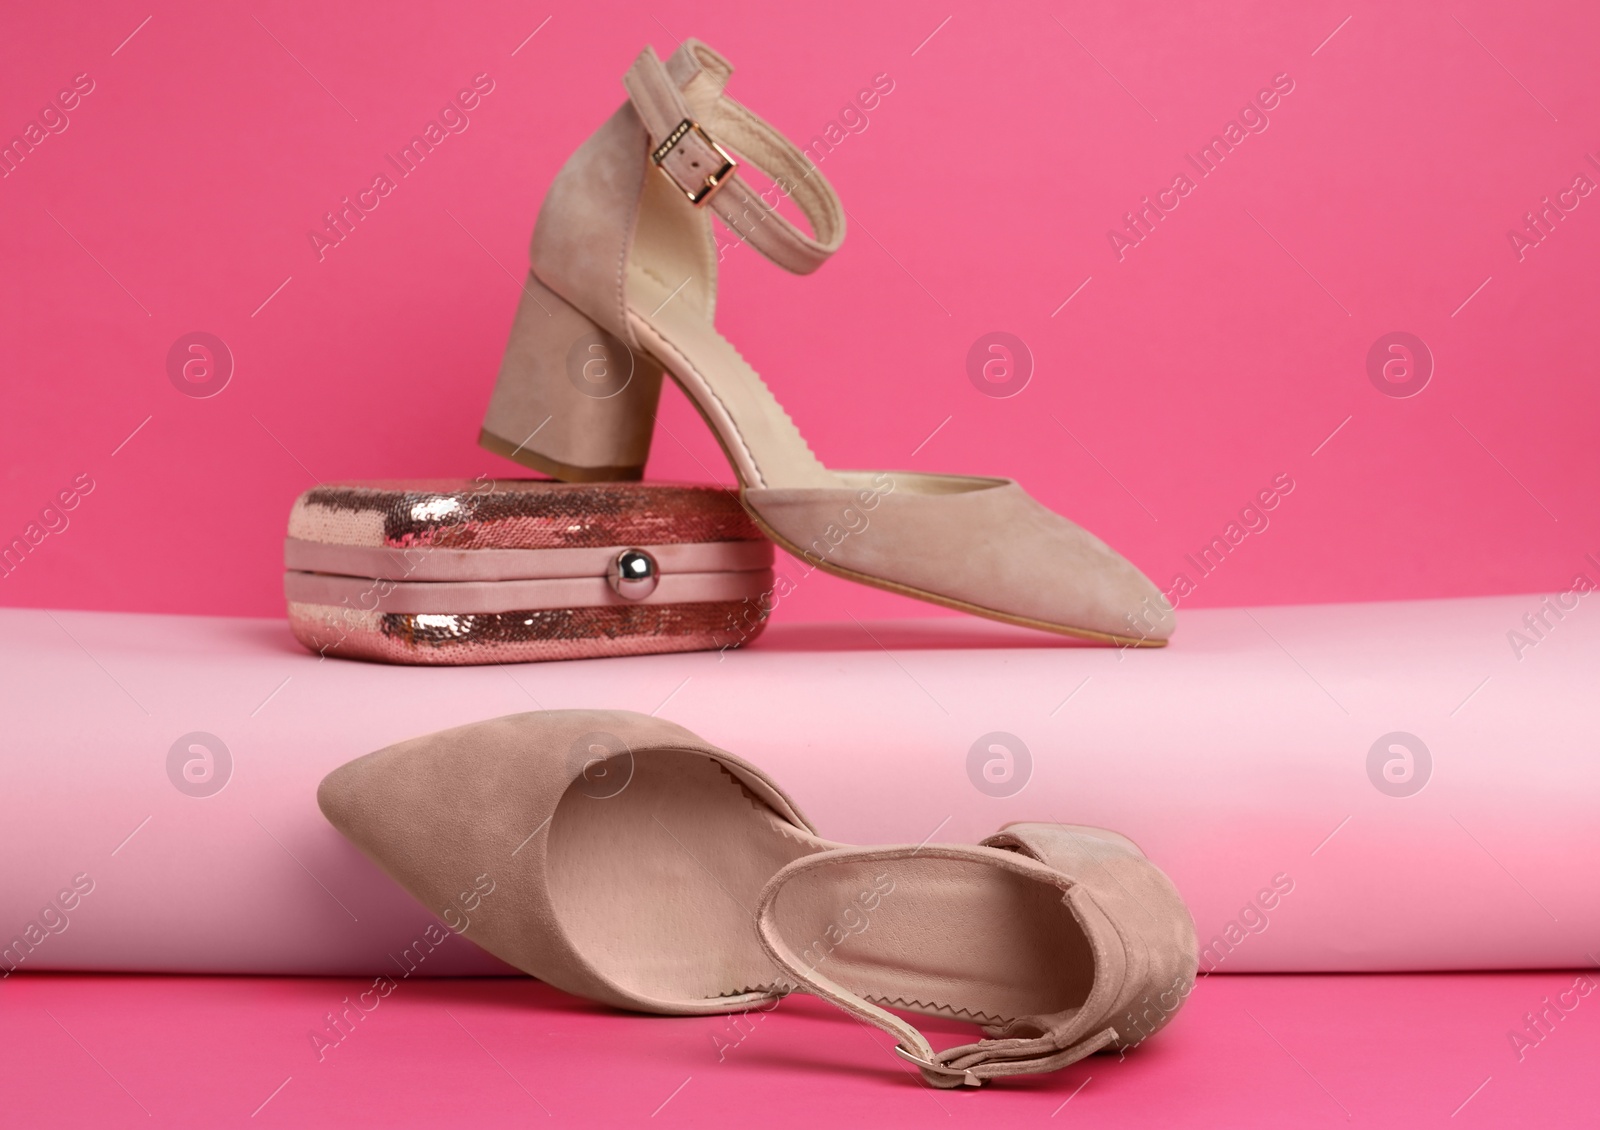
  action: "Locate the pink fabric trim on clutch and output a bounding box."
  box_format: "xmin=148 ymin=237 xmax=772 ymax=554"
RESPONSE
xmin=283 ymin=537 xmax=773 ymax=583
xmin=283 ymin=569 xmax=776 ymax=613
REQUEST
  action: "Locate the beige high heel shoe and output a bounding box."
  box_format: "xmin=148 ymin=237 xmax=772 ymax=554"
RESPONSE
xmin=317 ymin=710 xmax=1199 ymax=1087
xmin=480 ymin=39 xmax=1173 ymax=646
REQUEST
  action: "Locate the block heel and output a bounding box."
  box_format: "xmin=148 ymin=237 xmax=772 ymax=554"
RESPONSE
xmin=479 ymin=272 xmax=663 ymax=482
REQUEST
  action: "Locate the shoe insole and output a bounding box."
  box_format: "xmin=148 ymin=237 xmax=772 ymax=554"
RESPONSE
xmin=769 ymin=855 xmax=1096 ymax=1025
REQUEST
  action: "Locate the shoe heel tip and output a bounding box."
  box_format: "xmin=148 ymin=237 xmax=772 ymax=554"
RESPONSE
xmin=478 ymin=428 xmax=645 ymax=483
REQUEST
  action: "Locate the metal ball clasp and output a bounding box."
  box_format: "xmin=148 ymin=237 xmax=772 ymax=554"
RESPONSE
xmin=608 ymin=549 xmax=659 ymax=600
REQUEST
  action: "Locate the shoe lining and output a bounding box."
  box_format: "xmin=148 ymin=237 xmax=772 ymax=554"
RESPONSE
xmin=549 ymin=753 xmax=1096 ymax=1025
xmin=547 ymin=749 xmax=821 ymax=1001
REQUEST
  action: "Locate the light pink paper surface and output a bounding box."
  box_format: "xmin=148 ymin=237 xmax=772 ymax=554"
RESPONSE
xmin=3 ymin=598 xmax=1594 ymax=975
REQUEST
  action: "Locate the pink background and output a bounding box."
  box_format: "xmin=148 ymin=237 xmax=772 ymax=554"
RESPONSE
xmin=3 ymin=0 xmax=1598 ymax=623
xmin=5 ymin=972 xmax=1595 ymax=1127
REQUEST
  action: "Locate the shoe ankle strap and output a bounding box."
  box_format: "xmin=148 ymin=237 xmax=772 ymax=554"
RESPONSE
xmin=622 ymin=40 xmax=845 ymax=275
xmin=753 ymin=844 xmax=1128 ymax=1089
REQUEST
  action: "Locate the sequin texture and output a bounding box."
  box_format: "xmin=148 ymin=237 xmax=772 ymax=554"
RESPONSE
xmin=284 ymin=479 xmax=772 ymax=665
xmin=288 ymin=480 xmax=764 ymax=550
xmin=288 ymin=600 xmax=767 ymax=664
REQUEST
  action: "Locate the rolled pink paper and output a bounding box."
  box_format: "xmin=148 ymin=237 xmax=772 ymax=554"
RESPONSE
xmin=1 ymin=596 xmax=1593 ymax=975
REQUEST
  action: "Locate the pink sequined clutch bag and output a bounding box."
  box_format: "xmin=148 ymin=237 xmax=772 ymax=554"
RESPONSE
xmin=283 ymin=480 xmax=774 ymax=664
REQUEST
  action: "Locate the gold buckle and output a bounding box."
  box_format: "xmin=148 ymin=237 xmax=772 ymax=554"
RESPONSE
xmin=650 ymin=118 xmax=737 ymax=206
xmin=893 ymin=1046 xmax=981 ymax=1086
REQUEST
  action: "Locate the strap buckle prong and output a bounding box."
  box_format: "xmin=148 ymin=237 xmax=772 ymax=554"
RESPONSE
xmin=650 ymin=118 xmax=737 ymax=206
